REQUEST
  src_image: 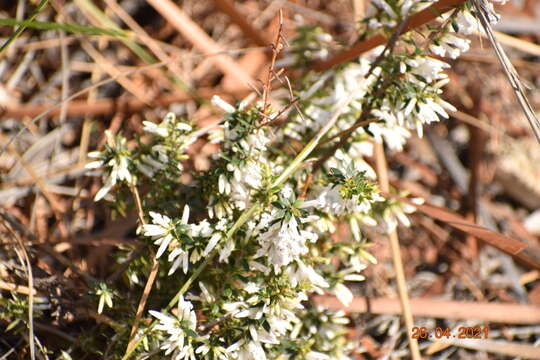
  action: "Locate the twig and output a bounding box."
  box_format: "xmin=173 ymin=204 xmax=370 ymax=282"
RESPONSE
xmin=125 ymin=184 xmax=159 ymax=353
xmin=312 ymin=12 xmax=411 ymax=172
xmin=312 ymin=0 xmax=465 ymax=71
xmin=389 ymin=193 xmax=540 ymax=271
xmin=262 ymin=10 xmax=284 ymax=113
xmin=1 ymin=222 xmax=36 ymax=360
xmin=374 ymin=142 xmax=421 ymax=360
xmin=312 ymin=295 xmax=540 ymax=324
xmin=258 ymin=97 xmax=299 ymax=127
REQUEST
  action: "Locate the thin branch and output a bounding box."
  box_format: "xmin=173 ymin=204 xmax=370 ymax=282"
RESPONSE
xmin=374 ymin=142 xmax=421 ymax=360
xmin=1 ymin=222 xmax=36 ymax=360
xmin=312 ymin=0 xmax=466 ymax=71
xmin=125 ymin=184 xmax=160 ymax=353
xmin=262 ymin=10 xmax=284 ymax=113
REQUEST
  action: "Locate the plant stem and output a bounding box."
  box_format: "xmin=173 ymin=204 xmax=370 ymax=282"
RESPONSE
xmin=0 ymin=0 xmax=50 ymax=54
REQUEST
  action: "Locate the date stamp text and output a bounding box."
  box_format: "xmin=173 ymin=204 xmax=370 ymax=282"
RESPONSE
xmin=411 ymin=326 xmax=489 ymax=339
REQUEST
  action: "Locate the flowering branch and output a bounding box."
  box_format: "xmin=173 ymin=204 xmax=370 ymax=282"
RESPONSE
xmin=83 ymin=1 xmax=519 ymax=359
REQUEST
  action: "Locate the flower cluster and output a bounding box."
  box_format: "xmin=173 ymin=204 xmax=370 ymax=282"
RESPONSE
xmin=86 ymin=130 xmax=133 ymax=201
xmin=83 ymin=1 xmax=501 ymax=358
xmin=149 ymin=296 xmax=198 ymax=360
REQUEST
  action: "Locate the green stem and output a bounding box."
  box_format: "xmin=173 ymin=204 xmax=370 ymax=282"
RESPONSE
xmin=0 ymin=0 xmax=49 ymax=54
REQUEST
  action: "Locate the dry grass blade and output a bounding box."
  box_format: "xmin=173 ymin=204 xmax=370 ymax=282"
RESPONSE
xmin=491 ymin=31 xmax=540 ymax=57
xmin=146 ymin=0 xmax=255 ymax=90
xmin=212 ymin=0 xmax=270 ymax=47
xmin=80 ymin=41 xmax=152 ymax=104
xmin=102 ymin=0 xmax=198 ymax=97
xmin=312 ymin=295 xmax=540 ymax=324
xmin=1 ymin=222 xmax=36 ymax=360
xmin=472 ymin=0 xmax=540 ymax=142
xmin=0 ymin=280 xmax=38 ymax=296
xmin=0 ymin=59 xmax=229 ymax=158
xmin=393 ymin=195 xmax=540 ymax=270
xmin=375 ymin=143 xmax=421 ymax=360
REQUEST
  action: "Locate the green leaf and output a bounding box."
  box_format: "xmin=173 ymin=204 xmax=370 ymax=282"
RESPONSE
xmin=0 ymin=18 xmax=125 ymax=37
xmin=184 ymin=328 xmax=198 ymax=338
xmin=271 ymin=201 xmax=284 ymax=210
xmin=451 ymin=18 xmax=460 ymax=33
xmin=6 ymin=319 xmax=20 ymax=332
xmin=0 ymin=0 xmax=49 ymax=54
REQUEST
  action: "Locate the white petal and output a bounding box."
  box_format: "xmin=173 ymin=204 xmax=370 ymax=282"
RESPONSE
xmin=156 ymin=234 xmax=173 ymax=258
xmin=94 ymin=180 xmax=113 ymax=201
xmin=182 ymin=205 xmax=190 ymax=225
xmin=203 ymin=233 xmax=221 ymax=256
xmin=344 ymin=274 xmax=365 ymax=281
xmin=142 ymin=224 xmax=167 ymax=237
xmin=85 ymin=160 xmax=103 ymax=169
xmin=211 ymin=95 xmax=236 ymax=113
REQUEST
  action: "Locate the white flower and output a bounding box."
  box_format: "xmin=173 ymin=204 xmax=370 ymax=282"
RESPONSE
xmin=431 ymin=34 xmax=470 ymax=59
xmin=378 ymin=197 xmax=423 ymax=231
xmin=343 ymin=271 xmax=366 ymax=282
xmin=237 ymin=340 xmax=266 ymax=360
xmin=142 ymin=211 xmax=174 ymax=258
xmin=149 ymin=296 xmax=197 ymax=360
xmin=168 ymin=248 xmax=189 ymax=275
xmin=332 ymin=283 xmax=354 ymax=307
xmin=372 ymin=0 xmax=397 ymax=18
xmin=138 ymin=154 xmax=166 ymax=177
xmin=288 ymin=261 xmax=329 ymax=293
xmin=85 ymin=151 xmax=104 ymax=169
xmin=400 ymin=0 xmax=413 ymax=16
xmin=196 ymin=343 xmax=230 ymax=360
xmin=367 ymin=122 xmax=410 ymax=151
xmin=86 ymin=131 xmax=133 ymax=201
xmin=249 ymin=325 xmax=280 ymax=345
xmin=203 ymin=233 xmax=221 ymax=256
xmin=219 ymin=239 xmax=235 ymax=263
xmin=143 ymin=120 xmax=169 ymax=137
xmin=455 ymin=10 xmax=479 ymax=35
xmin=317 ymin=185 xmax=382 ymax=216
xmin=213 ymin=156 xmax=270 ymax=213
xmin=143 ymin=206 xmax=192 ymax=272
xmin=255 ymin=215 xmax=318 ymax=272
xmin=94 ymin=178 xmax=114 ymax=202
xmin=212 ymin=95 xmax=236 ymax=113
xmin=408 ymin=57 xmax=449 ymax=83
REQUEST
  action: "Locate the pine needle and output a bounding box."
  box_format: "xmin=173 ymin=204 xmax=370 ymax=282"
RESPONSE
xmin=471 ymin=0 xmax=540 ymax=143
